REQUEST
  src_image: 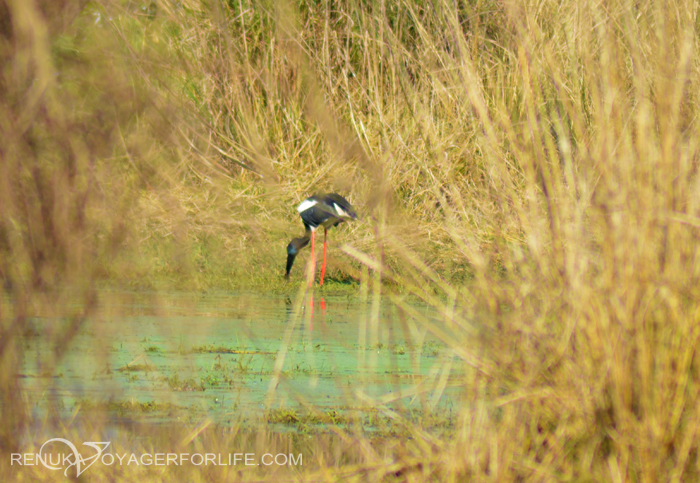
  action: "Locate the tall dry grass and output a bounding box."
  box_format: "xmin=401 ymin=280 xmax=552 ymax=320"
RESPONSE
xmin=2 ymin=0 xmax=700 ymax=480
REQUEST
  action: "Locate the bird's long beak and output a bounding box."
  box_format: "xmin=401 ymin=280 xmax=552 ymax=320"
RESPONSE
xmin=285 ymin=253 xmax=297 ymax=279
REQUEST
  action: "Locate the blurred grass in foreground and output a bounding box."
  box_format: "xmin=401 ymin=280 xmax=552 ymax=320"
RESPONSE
xmin=3 ymin=0 xmax=700 ymax=480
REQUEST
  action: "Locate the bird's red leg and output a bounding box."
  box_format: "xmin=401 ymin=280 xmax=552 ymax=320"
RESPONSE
xmin=308 ymin=231 xmax=316 ymax=287
xmin=320 ymin=228 xmax=328 ymax=286
xmin=309 ymin=293 xmax=314 ymax=330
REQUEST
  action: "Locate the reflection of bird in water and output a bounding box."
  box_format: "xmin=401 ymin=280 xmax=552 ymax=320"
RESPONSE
xmin=285 ymin=193 xmax=357 ymax=285
xmin=284 ymin=296 xmax=293 ymax=317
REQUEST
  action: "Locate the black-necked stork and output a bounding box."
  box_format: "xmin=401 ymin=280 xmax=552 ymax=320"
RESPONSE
xmin=285 ymin=193 xmax=357 ymax=285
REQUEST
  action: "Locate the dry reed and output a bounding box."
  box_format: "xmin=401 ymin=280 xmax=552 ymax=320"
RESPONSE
xmin=2 ymin=0 xmax=700 ymax=481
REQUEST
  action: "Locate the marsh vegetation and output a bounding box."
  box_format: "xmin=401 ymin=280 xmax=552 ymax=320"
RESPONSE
xmin=3 ymin=0 xmax=700 ymax=480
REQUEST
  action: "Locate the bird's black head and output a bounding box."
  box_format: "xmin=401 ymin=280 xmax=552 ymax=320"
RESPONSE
xmin=285 ymin=236 xmax=310 ymax=278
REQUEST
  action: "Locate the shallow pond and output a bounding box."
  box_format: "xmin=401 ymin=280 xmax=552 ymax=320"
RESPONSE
xmin=19 ymin=292 xmax=467 ymax=430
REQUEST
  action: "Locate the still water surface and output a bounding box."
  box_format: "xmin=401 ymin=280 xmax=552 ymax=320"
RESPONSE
xmin=20 ymin=293 xmax=465 ymax=427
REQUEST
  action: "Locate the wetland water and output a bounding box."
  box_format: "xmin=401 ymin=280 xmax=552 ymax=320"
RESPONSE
xmin=19 ymin=293 xmax=466 ymax=430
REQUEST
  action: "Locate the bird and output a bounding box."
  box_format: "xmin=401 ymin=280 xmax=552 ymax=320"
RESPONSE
xmin=285 ymin=193 xmax=357 ymax=285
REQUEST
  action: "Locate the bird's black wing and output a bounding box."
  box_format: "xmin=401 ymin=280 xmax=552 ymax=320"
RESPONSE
xmin=300 ymin=202 xmax=337 ymax=228
xmin=325 ymin=193 xmax=353 ymax=211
